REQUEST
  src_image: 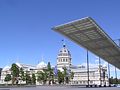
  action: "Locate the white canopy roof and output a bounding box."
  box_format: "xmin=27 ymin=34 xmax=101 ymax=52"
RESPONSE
xmin=53 ymin=17 xmax=120 ymax=69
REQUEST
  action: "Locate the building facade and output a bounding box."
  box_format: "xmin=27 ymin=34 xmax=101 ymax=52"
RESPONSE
xmin=57 ymin=44 xmax=71 ymax=71
xmin=70 ymin=65 xmax=109 ymax=86
xmin=0 ymin=61 xmax=47 ymax=85
xmin=0 ymin=43 xmax=109 ymax=86
xmin=56 ymin=44 xmax=109 ymax=86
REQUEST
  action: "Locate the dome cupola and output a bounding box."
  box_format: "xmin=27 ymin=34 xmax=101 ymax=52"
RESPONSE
xmin=2 ymin=65 xmax=10 ymax=71
xmin=58 ymin=44 xmax=71 ymax=57
xmin=36 ymin=61 xmax=47 ymax=69
xmin=57 ymin=43 xmax=72 ymax=70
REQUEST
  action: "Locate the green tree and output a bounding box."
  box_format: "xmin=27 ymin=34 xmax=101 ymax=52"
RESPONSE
xmin=19 ymin=68 xmax=25 ymax=81
xmin=109 ymin=77 xmax=119 ymax=84
xmin=47 ymin=62 xmax=51 ymax=71
xmin=47 ymin=62 xmax=53 ymax=85
xmin=11 ymin=63 xmax=19 ymax=85
xmin=58 ymin=70 xmax=64 ymax=84
xmin=51 ymin=71 xmax=54 ymax=84
xmin=37 ymin=71 xmax=44 ymax=84
xmin=4 ymin=74 xmax=11 ymax=84
xmin=25 ymin=73 xmax=32 ymax=85
xmin=70 ymin=72 xmax=74 ymax=80
xmin=32 ymin=73 xmax=36 ymax=84
xmin=63 ymin=67 xmax=69 ymax=84
xmin=37 ymin=69 xmax=50 ymax=85
xmin=0 ymin=68 xmax=2 ymax=77
xmin=70 ymin=72 xmax=74 ymax=84
xmin=43 ymin=69 xmax=48 ymax=84
xmin=117 ymin=79 xmax=120 ymax=84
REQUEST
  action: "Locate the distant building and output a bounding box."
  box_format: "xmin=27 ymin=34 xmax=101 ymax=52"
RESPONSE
xmin=0 ymin=61 xmax=48 ymax=85
xmin=0 ymin=62 xmax=36 ymax=84
xmin=0 ymin=65 xmax=11 ymax=84
xmin=36 ymin=61 xmax=47 ymax=69
xmin=70 ymin=65 xmax=109 ymax=86
xmin=0 ymin=68 xmax=2 ymax=80
xmin=0 ymin=43 xmax=109 ymax=86
xmin=56 ymin=44 xmax=109 ymax=86
xmin=57 ymin=43 xmax=71 ymax=71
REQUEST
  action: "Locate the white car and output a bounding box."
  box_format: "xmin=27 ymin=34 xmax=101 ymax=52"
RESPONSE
xmin=117 ymin=84 xmax=120 ymax=88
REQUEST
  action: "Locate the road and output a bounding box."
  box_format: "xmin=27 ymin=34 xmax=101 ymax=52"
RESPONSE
xmin=0 ymin=86 xmax=119 ymax=90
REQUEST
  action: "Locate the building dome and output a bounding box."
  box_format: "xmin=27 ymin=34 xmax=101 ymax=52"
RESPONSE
xmin=57 ymin=43 xmax=72 ymax=70
xmin=58 ymin=44 xmax=71 ymax=57
xmin=2 ymin=65 xmax=11 ymax=71
xmin=36 ymin=61 xmax=47 ymax=69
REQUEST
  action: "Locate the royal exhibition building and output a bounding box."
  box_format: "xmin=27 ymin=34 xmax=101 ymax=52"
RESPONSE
xmin=0 ymin=44 xmax=109 ymax=86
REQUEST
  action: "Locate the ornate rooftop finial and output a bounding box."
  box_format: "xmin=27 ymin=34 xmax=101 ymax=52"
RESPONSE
xmin=62 ymin=39 xmax=66 ymax=47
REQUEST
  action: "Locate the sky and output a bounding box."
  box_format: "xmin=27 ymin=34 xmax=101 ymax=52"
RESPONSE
xmin=0 ymin=0 xmax=120 ymax=78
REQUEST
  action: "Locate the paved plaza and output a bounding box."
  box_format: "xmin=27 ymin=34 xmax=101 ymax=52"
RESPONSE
xmin=0 ymin=86 xmax=120 ymax=90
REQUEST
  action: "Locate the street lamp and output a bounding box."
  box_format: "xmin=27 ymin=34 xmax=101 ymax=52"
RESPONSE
xmin=98 ymin=57 xmax=102 ymax=87
xmin=113 ymin=39 xmax=120 ymax=86
xmin=108 ymin=63 xmax=111 ymax=87
xmin=86 ymin=50 xmax=90 ymax=87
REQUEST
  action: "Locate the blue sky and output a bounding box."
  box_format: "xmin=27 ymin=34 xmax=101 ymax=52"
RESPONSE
xmin=0 ymin=0 xmax=120 ymax=78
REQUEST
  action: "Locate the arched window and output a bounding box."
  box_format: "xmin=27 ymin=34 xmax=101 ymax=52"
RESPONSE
xmin=61 ymin=59 xmax=62 ymax=62
xmin=63 ymin=59 xmax=65 ymax=62
xmin=66 ymin=59 xmax=67 ymax=62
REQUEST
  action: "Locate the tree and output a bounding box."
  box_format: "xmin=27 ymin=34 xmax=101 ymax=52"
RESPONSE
xmin=11 ymin=63 xmax=19 ymax=85
xmin=32 ymin=73 xmax=36 ymax=84
xmin=70 ymin=72 xmax=74 ymax=80
xmin=0 ymin=68 xmax=2 ymax=77
xmin=4 ymin=74 xmax=11 ymax=84
xmin=19 ymin=68 xmax=25 ymax=81
xmin=47 ymin=62 xmax=53 ymax=85
xmin=51 ymin=71 xmax=54 ymax=84
xmin=118 ymin=79 xmax=120 ymax=84
xmin=37 ymin=70 xmax=50 ymax=85
xmin=58 ymin=70 xmax=64 ymax=84
xmin=37 ymin=71 xmax=44 ymax=84
xmin=70 ymin=72 xmax=74 ymax=84
xmin=43 ymin=69 xmax=48 ymax=84
xmin=63 ymin=67 xmax=68 ymax=84
xmin=47 ymin=62 xmax=51 ymax=71
xmin=109 ymin=77 xmax=120 ymax=84
xmin=25 ymin=72 xmax=32 ymax=85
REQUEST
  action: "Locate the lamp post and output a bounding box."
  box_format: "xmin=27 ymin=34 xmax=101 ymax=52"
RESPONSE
xmin=99 ymin=57 xmax=102 ymax=87
xmin=108 ymin=63 xmax=111 ymax=87
xmin=86 ymin=50 xmax=90 ymax=87
xmin=113 ymin=39 xmax=120 ymax=86
xmin=115 ymin=67 xmax=118 ymax=86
